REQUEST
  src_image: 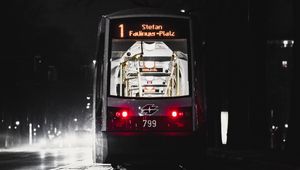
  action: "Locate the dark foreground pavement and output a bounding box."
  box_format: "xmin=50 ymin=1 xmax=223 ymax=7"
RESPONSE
xmin=0 ymin=146 xmax=299 ymax=170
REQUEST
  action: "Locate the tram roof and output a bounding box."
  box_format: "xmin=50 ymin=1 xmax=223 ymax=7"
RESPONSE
xmin=104 ymin=8 xmax=190 ymax=19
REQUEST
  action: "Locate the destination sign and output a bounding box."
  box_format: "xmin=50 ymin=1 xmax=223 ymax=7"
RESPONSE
xmin=110 ymin=17 xmax=189 ymax=39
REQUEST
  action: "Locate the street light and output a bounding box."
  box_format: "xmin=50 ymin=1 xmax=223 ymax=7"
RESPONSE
xmin=15 ymin=121 xmax=20 ymax=126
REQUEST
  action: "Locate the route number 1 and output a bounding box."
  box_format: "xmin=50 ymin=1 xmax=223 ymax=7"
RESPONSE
xmin=118 ymin=24 xmax=124 ymax=38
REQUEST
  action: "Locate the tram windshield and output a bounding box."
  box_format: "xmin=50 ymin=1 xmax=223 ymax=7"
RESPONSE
xmin=110 ymin=39 xmax=190 ymax=98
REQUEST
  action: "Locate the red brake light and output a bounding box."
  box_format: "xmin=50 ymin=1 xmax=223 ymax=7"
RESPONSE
xmin=121 ymin=111 xmax=128 ymax=118
xmin=115 ymin=110 xmax=128 ymax=118
xmin=115 ymin=112 xmax=121 ymax=118
xmin=170 ymin=110 xmax=184 ymax=118
xmin=178 ymin=112 xmax=184 ymax=117
xmin=171 ymin=111 xmax=178 ymax=118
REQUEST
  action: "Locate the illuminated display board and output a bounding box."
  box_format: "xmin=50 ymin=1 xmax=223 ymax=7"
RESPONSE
xmin=110 ymin=17 xmax=189 ymax=39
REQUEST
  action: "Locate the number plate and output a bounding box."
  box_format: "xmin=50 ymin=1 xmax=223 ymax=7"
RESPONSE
xmin=142 ymin=119 xmax=157 ymax=128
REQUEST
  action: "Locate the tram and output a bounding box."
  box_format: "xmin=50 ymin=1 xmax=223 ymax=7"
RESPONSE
xmin=93 ymin=8 xmax=206 ymax=168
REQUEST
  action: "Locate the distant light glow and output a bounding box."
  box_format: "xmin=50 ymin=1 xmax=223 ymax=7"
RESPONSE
xmin=87 ymin=103 xmax=91 ymax=106
xmin=29 ymin=123 xmax=32 ymax=145
xmin=221 ymin=111 xmax=229 ymax=145
xmin=283 ymin=40 xmax=288 ymax=47
xmin=285 ymin=124 xmax=288 ymax=128
xmin=33 ymin=128 xmax=37 ymax=132
xmin=15 ymin=121 xmax=20 ymax=126
xmin=14 ymin=126 xmax=17 ymax=129
xmin=93 ymin=60 xmax=96 ymax=64
xmin=37 ymin=124 xmax=40 ymax=128
xmin=180 ymin=9 xmax=186 ymax=13
xmin=34 ymin=132 xmax=36 ymax=136
xmin=86 ymin=105 xmax=90 ymax=109
xmin=282 ymin=40 xmax=294 ymax=47
xmin=272 ymin=125 xmax=275 ymax=130
xmin=8 ymin=125 xmax=11 ymax=129
xmin=282 ymin=61 xmax=288 ymax=68
xmin=86 ymin=96 xmax=91 ymax=100
xmin=74 ymin=118 xmax=78 ymax=122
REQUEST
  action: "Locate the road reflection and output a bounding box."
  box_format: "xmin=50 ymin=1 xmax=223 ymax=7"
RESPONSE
xmin=0 ymin=146 xmax=112 ymax=170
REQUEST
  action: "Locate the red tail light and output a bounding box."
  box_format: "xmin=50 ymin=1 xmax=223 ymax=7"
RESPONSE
xmin=115 ymin=110 xmax=128 ymax=118
xmin=121 ymin=111 xmax=128 ymax=118
xmin=115 ymin=112 xmax=121 ymax=118
xmin=171 ymin=111 xmax=178 ymax=118
xmin=170 ymin=110 xmax=184 ymax=118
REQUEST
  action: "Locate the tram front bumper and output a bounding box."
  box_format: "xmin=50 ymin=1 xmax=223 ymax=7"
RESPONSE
xmin=104 ymin=131 xmax=204 ymax=159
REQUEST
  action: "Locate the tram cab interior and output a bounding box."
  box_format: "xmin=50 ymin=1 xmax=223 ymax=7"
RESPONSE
xmin=110 ymin=41 xmax=189 ymax=98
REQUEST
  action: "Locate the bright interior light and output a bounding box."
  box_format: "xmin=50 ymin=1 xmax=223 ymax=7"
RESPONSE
xmin=144 ymin=42 xmax=156 ymax=51
xmin=144 ymin=61 xmax=155 ymax=68
xmin=221 ymin=111 xmax=229 ymax=145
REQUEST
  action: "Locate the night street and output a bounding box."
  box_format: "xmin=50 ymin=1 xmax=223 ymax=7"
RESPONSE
xmin=1 ymin=0 xmax=298 ymax=169
xmin=0 ymin=146 xmax=299 ymax=170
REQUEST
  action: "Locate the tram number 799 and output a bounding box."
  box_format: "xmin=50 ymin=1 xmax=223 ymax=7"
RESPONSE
xmin=143 ymin=119 xmax=157 ymax=128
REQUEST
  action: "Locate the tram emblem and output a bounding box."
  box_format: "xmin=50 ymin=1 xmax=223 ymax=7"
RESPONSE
xmin=139 ymin=104 xmax=159 ymax=116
